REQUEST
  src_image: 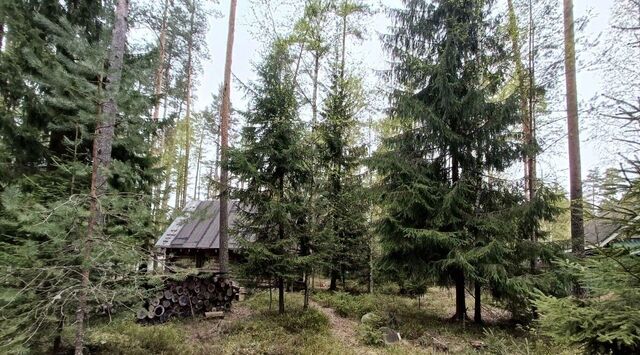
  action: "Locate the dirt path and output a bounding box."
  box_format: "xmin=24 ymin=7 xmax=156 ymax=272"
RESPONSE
xmin=309 ymin=300 xmax=378 ymax=354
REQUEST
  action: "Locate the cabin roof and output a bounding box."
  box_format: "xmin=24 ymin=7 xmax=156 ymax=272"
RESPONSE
xmin=584 ymin=218 xmax=622 ymax=248
xmin=155 ymin=200 xmax=241 ymax=250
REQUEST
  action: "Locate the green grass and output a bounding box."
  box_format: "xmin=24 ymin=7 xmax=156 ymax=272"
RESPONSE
xmin=82 ymin=317 xmax=188 ymax=355
xmin=311 ymin=288 xmax=578 ymax=354
xmin=71 ymin=292 xmax=345 ymax=355
xmin=188 ymin=291 xmax=351 ymax=355
xmin=57 ymin=287 xmax=578 ymax=355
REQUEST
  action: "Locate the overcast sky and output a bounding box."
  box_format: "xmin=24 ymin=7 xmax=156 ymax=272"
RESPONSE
xmin=193 ymin=0 xmax=617 ymax=192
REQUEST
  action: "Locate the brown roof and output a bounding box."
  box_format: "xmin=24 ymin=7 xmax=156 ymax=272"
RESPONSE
xmin=155 ymin=200 xmax=241 ymax=250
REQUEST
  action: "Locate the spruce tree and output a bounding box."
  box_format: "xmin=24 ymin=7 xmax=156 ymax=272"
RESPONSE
xmin=0 ymin=1 xmax=159 ymax=352
xmin=228 ymin=40 xmax=310 ymax=314
xmin=318 ymin=71 xmax=369 ymax=291
xmin=374 ymin=0 xmax=523 ymax=321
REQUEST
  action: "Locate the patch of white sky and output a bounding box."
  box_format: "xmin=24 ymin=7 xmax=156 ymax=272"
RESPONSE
xmin=190 ymin=0 xmax=617 ymax=193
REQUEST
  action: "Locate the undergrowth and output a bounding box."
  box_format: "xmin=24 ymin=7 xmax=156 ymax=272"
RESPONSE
xmin=190 ymin=291 xmax=347 ymax=354
xmin=83 ymin=317 xmax=186 ymax=355
xmin=56 ymin=288 xmax=578 ymax=355
xmin=311 ymin=288 xmax=578 ymax=354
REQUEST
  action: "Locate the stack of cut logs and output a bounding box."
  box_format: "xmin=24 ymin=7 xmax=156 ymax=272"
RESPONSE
xmin=136 ymin=275 xmax=239 ymax=324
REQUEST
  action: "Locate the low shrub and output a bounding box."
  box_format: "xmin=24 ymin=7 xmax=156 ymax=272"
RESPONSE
xmin=358 ymin=323 xmax=385 ymax=346
xmin=274 ymin=306 xmax=329 ymax=334
xmin=313 ymin=291 xmax=379 ymax=318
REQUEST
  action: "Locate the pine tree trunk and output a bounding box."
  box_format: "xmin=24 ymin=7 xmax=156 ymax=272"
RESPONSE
xmin=527 ymin=0 xmax=536 ymax=203
xmin=151 ymin=0 xmax=170 ymax=123
xmin=193 ymin=129 xmax=204 ymax=200
xmin=181 ymin=4 xmax=196 ymax=208
xmin=159 ymin=132 xmax=174 ymax=216
xmin=562 ymin=0 xmax=585 ymax=258
xmin=474 ymin=281 xmax=482 ymax=324
xmin=278 ymin=276 xmax=285 ymax=314
xmin=150 ymin=0 xmax=171 ymax=221
xmin=214 ymin=138 xmax=221 ymax=196
xmin=175 ymin=145 xmax=184 ymax=209
xmin=219 ymin=0 xmax=237 ymax=275
xmin=206 ymin=165 xmax=213 ymax=199
xmin=75 ymin=1 xmax=128 ymax=353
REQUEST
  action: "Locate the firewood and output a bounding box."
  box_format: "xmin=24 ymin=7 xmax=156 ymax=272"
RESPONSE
xmin=205 ymin=311 xmax=224 ymax=318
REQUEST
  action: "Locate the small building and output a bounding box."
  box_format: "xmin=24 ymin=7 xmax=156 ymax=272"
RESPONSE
xmin=583 ymin=216 xmax=640 ymax=255
xmin=154 ymin=200 xmax=243 ymax=271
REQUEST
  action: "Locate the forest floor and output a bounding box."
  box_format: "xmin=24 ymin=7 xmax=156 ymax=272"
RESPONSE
xmin=80 ymin=285 xmax=579 ymax=354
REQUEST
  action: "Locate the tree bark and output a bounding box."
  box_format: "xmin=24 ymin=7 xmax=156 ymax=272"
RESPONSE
xmin=193 ymin=128 xmax=204 ymax=200
xmin=269 ymin=278 xmax=273 ymax=311
xmin=219 ymin=0 xmax=237 ymax=275
xmin=0 ymin=21 xmax=4 ymax=51
xmin=151 ymin=0 xmax=170 ymax=123
xmin=52 ymin=315 xmax=64 ymax=354
xmin=181 ymin=2 xmax=196 ymax=208
xmin=474 ymin=281 xmax=482 ymax=324
xmin=562 ymin=0 xmax=585 ymax=258
xmin=160 ymin=128 xmax=174 ymax=214
xmin=368 ymin=244 xmax=373 ymax=293
xmin=150 ymin=0 xmax=171 ymax=220
xmin=311 ymin=52 xmax=319 ymax=127
xmin=157 ymin=54 xmax=174 ymax=220
xmin=506 ymin=0 xmax=533 ymax=197
xmin=450 ymin=156 xmax=467 ymax=321
xmin=527 ymin=0 xmax=536 ymax=203
xmin=452 ymin=269 xmax=467 ymax=321
xmin=303 ymin=271 xmax=309 ymax=310
xmin=329 ymin=269 xmax=338 ymax=291
xmin=278 ymin=276 xmax=285 ymax=314
xmin=74 ymin=1 xmax=128 ymax=353
xmin=508 ymin=0 xmax=538 ymax=271
xmin=340 ymin=11 xmax=347 ymax=79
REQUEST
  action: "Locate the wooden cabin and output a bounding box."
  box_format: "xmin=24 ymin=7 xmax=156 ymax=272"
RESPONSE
xmin=154 ymin=200 xmax=243 ymax=272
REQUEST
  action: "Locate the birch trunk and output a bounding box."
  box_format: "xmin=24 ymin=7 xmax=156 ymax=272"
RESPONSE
xmin=74 ymin=1 xmax=128 ymax=353
xmin=219 ymin=0 xmax=238 ymax=274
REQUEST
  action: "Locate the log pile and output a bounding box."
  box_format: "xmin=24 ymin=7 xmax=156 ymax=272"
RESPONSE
xmin=136 ymin=275 xmax=239 ymax=324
